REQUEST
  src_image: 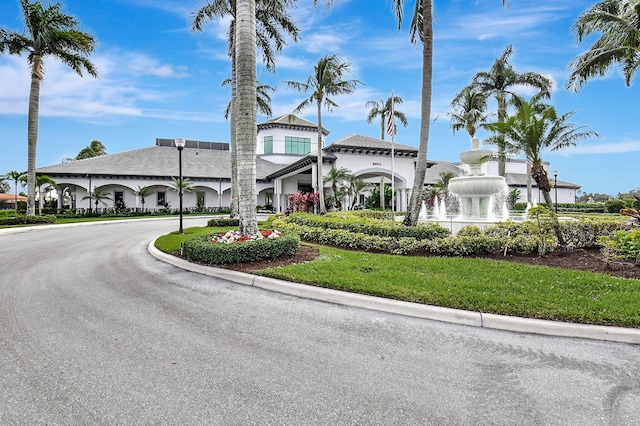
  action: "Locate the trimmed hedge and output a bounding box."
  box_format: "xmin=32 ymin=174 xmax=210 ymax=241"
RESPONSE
xmin=182 ymin=232 xmax=299 ymax=265
xmin=0 ymin=215 xmax=56 ymax=226
xmin=207 ymin=217 xmax=240 ymax=227
xmin=280 ymin=212 xmax=450 ymax=240
xmin=275 ymin=212 xmax=630 ymax=257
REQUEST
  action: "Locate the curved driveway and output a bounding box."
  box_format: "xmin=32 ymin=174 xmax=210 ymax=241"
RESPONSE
xmin=1 ymin=218 xmax=639 ymax=425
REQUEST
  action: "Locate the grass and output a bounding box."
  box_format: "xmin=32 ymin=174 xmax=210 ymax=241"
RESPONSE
xmin=257 ymin=245 xmax=640 ymax=328
xmin=154 ymin=226 xmax=232 ymax=253
xmin=154 ymin=223 xmax=640 ymax=328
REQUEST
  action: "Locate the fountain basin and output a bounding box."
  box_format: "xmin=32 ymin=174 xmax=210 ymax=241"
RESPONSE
xmin=448 ymin=175 xmax=507 ymax=196
xmin=458 ymin=149 xmax=493 ymax=166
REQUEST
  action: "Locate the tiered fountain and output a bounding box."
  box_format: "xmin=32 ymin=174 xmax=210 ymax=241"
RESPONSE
xmin=422 ymin=138 xmax=509 ymax=233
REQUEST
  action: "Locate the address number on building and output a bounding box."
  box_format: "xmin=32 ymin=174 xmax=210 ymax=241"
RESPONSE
xmin=372 ymin=162 xmax=382 ymax=166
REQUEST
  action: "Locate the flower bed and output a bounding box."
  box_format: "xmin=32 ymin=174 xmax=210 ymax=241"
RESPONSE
xmin=182 ymin=230 xmax=299 ymax=265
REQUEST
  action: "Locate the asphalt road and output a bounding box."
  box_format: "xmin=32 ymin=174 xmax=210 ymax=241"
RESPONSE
xmin=1 ymin=218 xmax=639 ymax=425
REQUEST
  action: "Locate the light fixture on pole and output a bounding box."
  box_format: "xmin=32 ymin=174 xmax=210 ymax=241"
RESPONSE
xmin=553 ymin=170 xmax=558 ymax=213
xmin=175 ymin=138 xmax=186 ymax=234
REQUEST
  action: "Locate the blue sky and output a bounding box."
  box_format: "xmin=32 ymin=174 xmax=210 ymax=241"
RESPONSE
xmin=0 ymin=0 xmax=637 ymax=196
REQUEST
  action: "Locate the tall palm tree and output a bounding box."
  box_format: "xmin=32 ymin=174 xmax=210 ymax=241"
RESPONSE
xmin=312 ymin=1 xmax=506 ymax=224
xmin=192 ymin=0 xmax=299 ymax=226
xmin=4 ymin=170 xmax=27 ymax=212
xmin=448 ymin=87 xmax=491 ymax=144
xmin=285 ymin=54 xmax=363 ymax=214
xmin=365 ymin=95 xmax=408 ymax=140
xmin=75 ymin=140 xmax=107 ymax=160
xmin=567 ymin=0 xmax=640 ymax=91
xmin=0 ymin=0 xmax=97 ymax=217
xmin=485 ymin=98 xmax=598 ymax=245
xmin=466 ymin=45 xmax=552 ymax=177
xmin=133 ymin=185 xmax=154 ymax=211
xmin=35 ymin=174 xmax=56 ymax=215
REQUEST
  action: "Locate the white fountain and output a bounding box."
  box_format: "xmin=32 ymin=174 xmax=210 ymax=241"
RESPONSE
xmin=425 ymin=138 xmax=509 ymax=233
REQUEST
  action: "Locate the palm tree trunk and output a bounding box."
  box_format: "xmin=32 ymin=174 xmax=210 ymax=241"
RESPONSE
xmin=403 ymin=0 xmax=433 ymax=226
xmin=316 ymin=101 xmax=326 ymax=214
xmin=230 ymin=31 xmax=239 ymax=218
xmin=532 ymin=162 xmax=566 ymax=247
xmin=236 ymin=0 xmax=258 ymax=235
xmin=497 ymin=95 xmax=507 ymax=177
xmin=380 ymin=115 xmax=385 ymax=140
xmin=27 ymin=71 xmax=41 ymax=217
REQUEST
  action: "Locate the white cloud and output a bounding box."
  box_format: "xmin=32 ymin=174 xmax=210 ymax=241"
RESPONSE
xmin=562 ymin=141 xmax=640 ymax=155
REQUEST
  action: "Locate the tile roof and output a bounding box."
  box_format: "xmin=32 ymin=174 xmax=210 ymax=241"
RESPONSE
xmin=258 ymin=114 xmax=329 ymax=135
xmin=328 ymin=134 xmax=418 ymax=153
xmin=36 ymin=146 xmax=283 ymax=180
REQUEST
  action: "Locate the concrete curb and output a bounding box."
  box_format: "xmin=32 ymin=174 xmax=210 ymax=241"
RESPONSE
xmin=148 ymin=240 xmax=640 ymax=345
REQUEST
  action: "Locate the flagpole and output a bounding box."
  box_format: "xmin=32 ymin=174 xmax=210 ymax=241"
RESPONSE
xmin=390 ymin=90 xmax=395 ymax=213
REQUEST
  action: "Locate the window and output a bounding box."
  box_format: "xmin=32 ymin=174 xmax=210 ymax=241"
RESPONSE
xmin=114 ymin=191 xmax=124 ymax=204
xmin=285 ymin=136 xmax=311 ymax=155
xmin=196 ymin=191 xmax=205 ymax=209
xmin=264 ymin=136 xmax=273 ymax=154
xmin=157 ymin=191 xmax=166 ymax=206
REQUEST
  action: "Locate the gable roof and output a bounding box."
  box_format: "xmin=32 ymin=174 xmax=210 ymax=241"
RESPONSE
xmin=36 ymin=146 xmax=283 ymax=181
xmin=258 ymin=114 xmax=330 ymax=135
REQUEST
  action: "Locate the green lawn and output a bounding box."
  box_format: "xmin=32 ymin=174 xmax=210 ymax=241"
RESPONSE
xmin=154 ymin=226 xmax=640 ymax=328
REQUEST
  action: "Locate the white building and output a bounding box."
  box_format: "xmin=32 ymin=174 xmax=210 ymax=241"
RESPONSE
xmin=36 ymin=114 xmax=579 ymax=212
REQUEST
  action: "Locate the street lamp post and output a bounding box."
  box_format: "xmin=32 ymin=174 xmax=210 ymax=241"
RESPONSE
xmin=175 ymin=138 xmax=186 ymax=234
xmin=553 ymin=170 xmax=558 ymax=213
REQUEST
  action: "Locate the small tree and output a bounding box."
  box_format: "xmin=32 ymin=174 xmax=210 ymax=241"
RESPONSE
xmin=3 ymin=170 xmax=26 ymax=212
xmin=36 ymin=175 xmax=56 ymax=215
xmin=82 ymin=187 xmax=111 ymax=213
xmin=133 ymin=185 xmax=154 ymax=211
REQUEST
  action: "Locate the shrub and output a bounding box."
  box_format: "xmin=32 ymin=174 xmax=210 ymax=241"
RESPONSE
xmin=280 ymin=212 xmax=450 ymax=240
xmin=182 ymin=231 xmax=299 ymax=265
xmin=605 ymin=199 xmax=626 ymax=214
xmin=0 ymin=215 xmax=56 ymax=226
xmin=207 ymin=217 xmax=240 ymax=227
xmin=599 ymin=230 xmax=640 ymax=263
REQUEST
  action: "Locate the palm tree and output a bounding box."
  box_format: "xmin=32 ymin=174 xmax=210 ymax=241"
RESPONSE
xmin=35 ymin=175 xmax=56 ymax=215
xmin=485 ymin=98 xmax=598 ymax=245
xmin=567 ymin=0 xmax=640 ymax=91
xmin=323 ymin=166 xmax=352 ymax=209
xmin=4 ymin=170 xmax=27 ymax=212
xmin=133 ymin=185 xmax=154 ymax=211
xmin=0 ymin=0 xmax=97 ymax=216
xmin=75 ymin=140 xmax=107 ymax=160
xmin=285 ymin=54 xmax=363 ymax=214
xmin=82 ymin=187 xmax=111 ymax=212
xmin=466 ymin=45 xmax=552 ymax=177
xmin=192 ymin=0 xmax=299 ymax=228
xmin=448 ymin=87 xmax=491 ymax=144
xmin=365 ymin=95 xmax=408 ymax=140
xmin=170 ymin=177 xmax=195 ymax=194
xmin=347 ymin=176 xmax=372 ymax=210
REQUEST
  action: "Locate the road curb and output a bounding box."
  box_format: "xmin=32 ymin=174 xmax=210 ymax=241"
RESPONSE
xmin=148 ymin=240 xmax=640 ymax=345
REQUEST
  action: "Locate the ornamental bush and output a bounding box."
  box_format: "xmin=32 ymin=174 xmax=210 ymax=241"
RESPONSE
xmin=207 ymin=217 xmax=240 ymax=227
xmin=280 ymin=212 xmax=450 ymax=240
xmin=0 ymin=215 xmax=56 ymax=226
xmin=599 ymin=229 xmax=640 ymax=263
xmin=182 ymin=231 xmax=299 ymax=265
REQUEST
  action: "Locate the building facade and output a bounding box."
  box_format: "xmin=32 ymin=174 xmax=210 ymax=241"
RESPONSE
xmin=36 ymin=114 xmax=579 ymax=213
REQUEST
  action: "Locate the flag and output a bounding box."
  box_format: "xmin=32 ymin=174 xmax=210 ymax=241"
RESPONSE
xmin=386 ymin=110 xmax=395 ymax=137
